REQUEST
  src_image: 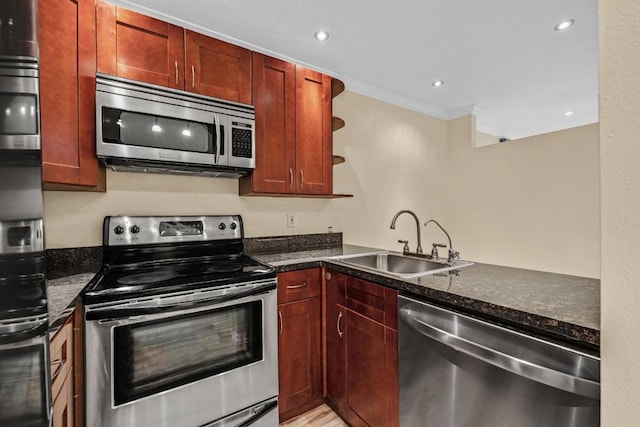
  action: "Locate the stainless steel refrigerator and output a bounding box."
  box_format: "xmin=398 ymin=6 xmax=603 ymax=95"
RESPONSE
xmin=0 ymin=1 xmax=50 ymax=425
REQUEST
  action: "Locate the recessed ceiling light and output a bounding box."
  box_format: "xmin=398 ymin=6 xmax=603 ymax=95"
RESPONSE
xmin=432 ymin=80 xmax=444 ymax=88
xmin=564 ymin=111 xmax=574 ymax=116
xmin=554 ymin=19 xmax=575 ymax=31
xmin=314 ymin=30 xmax=329 ymax=41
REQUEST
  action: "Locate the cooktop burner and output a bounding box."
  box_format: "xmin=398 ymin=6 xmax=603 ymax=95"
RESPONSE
xmin=82 ymin=215 xmax=277 ymax=305
xmin=202 ymin=263 xmax=243 ymax=274
xmin=117 ymin=271 xmax=182 ymax=286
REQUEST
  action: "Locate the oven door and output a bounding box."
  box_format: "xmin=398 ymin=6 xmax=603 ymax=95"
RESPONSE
xmin=84 ymin=280 xmax=278 ymax=427
xmin=0 ymin=316 xmax=51 ymax=427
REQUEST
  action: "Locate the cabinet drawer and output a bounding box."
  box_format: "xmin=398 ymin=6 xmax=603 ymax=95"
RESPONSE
xmin=278 ymin=268 xmax=321 ymax=303
xmin=346 ymin=276 xmax=398 ymax=330
xmin=50 ymin=318 xmax=73 ymax=400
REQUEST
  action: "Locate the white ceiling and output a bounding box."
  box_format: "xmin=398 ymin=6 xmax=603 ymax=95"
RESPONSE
xmin=114 ymin=0 xmax=598 ymax=140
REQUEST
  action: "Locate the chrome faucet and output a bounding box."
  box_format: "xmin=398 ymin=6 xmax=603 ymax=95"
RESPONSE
xmin=390 ymin=210 xmax=423 ymax=254
xmin=424 ymin=219 xmax=459 ymax=263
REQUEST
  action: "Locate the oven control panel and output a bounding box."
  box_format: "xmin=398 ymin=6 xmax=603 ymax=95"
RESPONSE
xmin=104 ymin=215 xmax=243 ymax=246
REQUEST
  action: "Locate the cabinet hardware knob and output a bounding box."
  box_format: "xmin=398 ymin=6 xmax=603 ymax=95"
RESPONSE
xmin=278 ymin=310 xmax=283 ymax=335
xmin=300 ymin=169 xmax=304 ymax=188
xmin=174 ymin=60 xmax=178 ymax=85
xmin=191 ymin=65 xmax=195 ymax=88
xmin=337 ymin=311 xmax=343 ymax=338
xmin=286 ymin=282 xmax=307 ymax=290
xmin=326 ymin=272 xmax=332 ymax=281
xmin=289 ymin=168 xmax=293 ymax=189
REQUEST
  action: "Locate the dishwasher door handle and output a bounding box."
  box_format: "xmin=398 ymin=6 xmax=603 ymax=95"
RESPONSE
xmin=399 ymin=307 xmax=600 ymax=400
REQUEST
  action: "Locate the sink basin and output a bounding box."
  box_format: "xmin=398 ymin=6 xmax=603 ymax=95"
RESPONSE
xmin=336 ymin=252 xmax=472 ymax=279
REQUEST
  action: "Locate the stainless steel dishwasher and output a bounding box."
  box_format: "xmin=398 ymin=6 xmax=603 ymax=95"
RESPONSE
xmin=398 ymin=295 xmax=600 ymax=427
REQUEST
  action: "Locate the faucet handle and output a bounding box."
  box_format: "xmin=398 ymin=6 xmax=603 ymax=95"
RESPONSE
xmin=431 ymin=243 xmax=446 ymax=260
xmin=397 ymin=240 xmax=410 ymax=254
xmin=448 ymin=249 xmax=460 ymax=263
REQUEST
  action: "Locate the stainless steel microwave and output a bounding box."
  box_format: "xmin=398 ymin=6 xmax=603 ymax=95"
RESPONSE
xmin=96 ymin=73 xmax=255 ymax=178
xmin=0 ymin=59 xmax=40 ymax=151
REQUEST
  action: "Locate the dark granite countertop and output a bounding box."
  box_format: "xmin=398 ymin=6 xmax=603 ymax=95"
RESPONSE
xmin=47 ymin=272 xmax=96 ymax=336
xmin=250 ymin=245 xmax=600 ymax=348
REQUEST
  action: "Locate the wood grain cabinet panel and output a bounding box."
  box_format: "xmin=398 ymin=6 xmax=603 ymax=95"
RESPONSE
xmin=241 ymin=52 xmax=296 ymax=194
xmin=239 ymin=57 xmax=334 ymax=197
xmin=326 ymin=271 xmax=347 ymax=415
xmin=185 ymin=30 xmax=251 ymax=103
xmin=295 ymin=67 xmax=332 ymax=195
xmin=51 ymin=315 xmax=75 ymax=427
xmin=325 ymin=270 xmax=399 ymax=427
xmin=97 ymin=1 xmax=184 ymax=89
xmin=39 ymin=0 xmax=104 ymax=190
xmin=278 ymin=296 xmax=323 ymax=421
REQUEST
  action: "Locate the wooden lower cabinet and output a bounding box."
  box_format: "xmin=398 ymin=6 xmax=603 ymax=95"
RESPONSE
xmin=277 ymin=269 xmax=323 ymax=421
xmin=326 ymin=270 xmax=399 ymax=427
xmin=50 ymin=305 xmax=83 ymax=427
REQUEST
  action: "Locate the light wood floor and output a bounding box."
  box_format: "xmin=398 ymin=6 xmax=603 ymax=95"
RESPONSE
xmin=280 ymin=404 xmax=348 ymax=427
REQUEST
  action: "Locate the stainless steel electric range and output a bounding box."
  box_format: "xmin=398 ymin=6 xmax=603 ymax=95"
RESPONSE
xmin=82 ymin=215 xmax=278 ymax=427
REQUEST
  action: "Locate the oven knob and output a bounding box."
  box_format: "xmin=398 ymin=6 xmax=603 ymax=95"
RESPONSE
xmin=130 ymin=225 xmax=140 ymax=234
xmin=114 ymin=225 xmax=125 ymax=235
xmin=230 ymin=222 xmax=237 ymax=230
xmin=218 ymin=222 xmax=227 ymax=230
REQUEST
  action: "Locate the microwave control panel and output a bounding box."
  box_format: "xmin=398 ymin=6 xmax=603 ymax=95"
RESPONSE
xmin=231 ymin=122 xmax=253 ymax=158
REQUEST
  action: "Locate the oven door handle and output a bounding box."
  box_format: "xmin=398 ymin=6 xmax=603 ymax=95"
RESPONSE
xmin=0 ymin=321 xmax=48 ymax=346
xmin=236 ymin=400 xmax=278 ymax=427
xmin=85 ymin=282 xmax=276 ymax=321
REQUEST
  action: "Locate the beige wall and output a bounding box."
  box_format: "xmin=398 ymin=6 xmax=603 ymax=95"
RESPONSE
xmin=44 ymin=91 xmax=600 ymax=279
xmin=600 ymin=0 xmax=640 ymax=424
xmin=447 ymin=117 xmax=600 ymax=278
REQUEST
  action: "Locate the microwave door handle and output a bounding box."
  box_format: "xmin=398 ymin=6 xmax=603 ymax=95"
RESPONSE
xmin=214 ymin=113 xmax=221 ymax=164
xmin=86 ymin=282 xmax=276 ymax=322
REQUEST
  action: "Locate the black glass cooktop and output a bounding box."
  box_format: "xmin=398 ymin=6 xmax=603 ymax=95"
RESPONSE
xmin=82 ymin=254 xmax=275 ymax=305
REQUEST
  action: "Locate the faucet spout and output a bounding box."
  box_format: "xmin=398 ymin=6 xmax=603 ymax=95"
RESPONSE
xmin=390 ymin=210 xmax=423 ymax=254
xmin=424 ymin=219 xmax=458 ymax=263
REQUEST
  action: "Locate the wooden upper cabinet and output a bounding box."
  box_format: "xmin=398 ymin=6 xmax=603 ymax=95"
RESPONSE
xmin=295 ymin=67 xmax=332 ymax=195
xmin=96 ymin=0 xmax=184 ymax=89
xmin=185 ymin=30 xmax=251 ymax=103
xmin=39 ymin=0 xmax=104 ymax=190
xmin=240 ymin=52 xmax=296 ymax=194
xmin=240 ymin=57 xmax=334 ymax=197
xmin=96 ymin=1 xmax=251 ymax=102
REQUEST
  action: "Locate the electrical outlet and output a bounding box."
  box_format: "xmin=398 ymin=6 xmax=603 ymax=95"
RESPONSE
xmin=287 ymin=212 xmax=297 ymax=228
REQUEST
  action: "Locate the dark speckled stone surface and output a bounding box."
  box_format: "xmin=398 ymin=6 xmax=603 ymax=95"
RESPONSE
xmin=244 ymin=232 xmax=342 ymax=254
xmin=46 ymin=246 xmax=102 ymax=279
xmin=251 ymin=246 xmax=600 ymax=348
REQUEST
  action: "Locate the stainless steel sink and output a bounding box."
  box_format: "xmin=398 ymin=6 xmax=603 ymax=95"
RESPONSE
xmin=336 ymin=252 xmax=473 ymax=279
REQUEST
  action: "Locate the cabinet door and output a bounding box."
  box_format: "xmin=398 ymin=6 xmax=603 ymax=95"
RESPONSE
xmin=278 ymin=297 xmax=322 ymax=420
xmin=240 ymin=53 xmax=296 ymax=194
xmin=295 ymin=67 xmax=332 ymax=195
xmin=96 ymin=1 xmax=184 ymax=89
xmin=185 ymin=30 xmax=251 ymax=103
xmin=39 ymin=0 xmax=103 ymax=189
xmin=326 ymin=271 xmax=347 ymax=415
xmin=345 ymin=310 xmax=388 ymax=426
xmin=52 ymin=370 xmax=74 ymax=427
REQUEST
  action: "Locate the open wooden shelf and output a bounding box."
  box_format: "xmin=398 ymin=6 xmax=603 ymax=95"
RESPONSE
xmin=240 ymin=192 xmax=353 ymax=199
xmin=331 ymin=78 xmax=345 ymax=98
xmin=332 ymin=117 xmax=345 ymax=132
